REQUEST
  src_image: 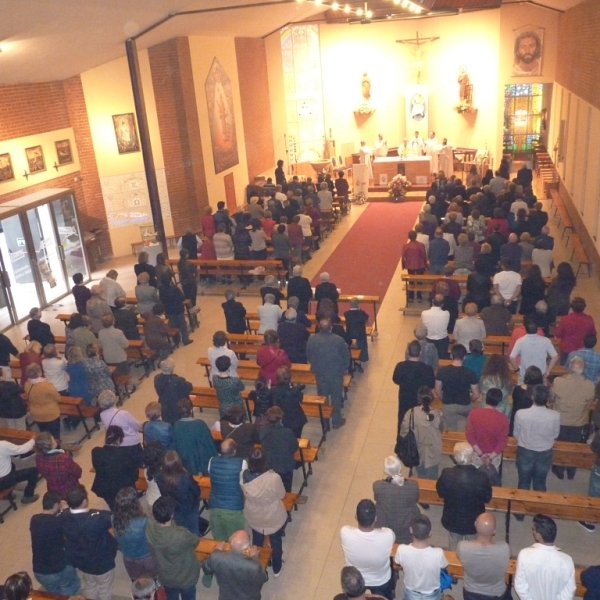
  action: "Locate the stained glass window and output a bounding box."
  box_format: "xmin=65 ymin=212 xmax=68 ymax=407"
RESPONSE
xmin=503 ymin=84 xmax=544 ymax=156
xmin=280 ymin=25 xmax=325 ymax=164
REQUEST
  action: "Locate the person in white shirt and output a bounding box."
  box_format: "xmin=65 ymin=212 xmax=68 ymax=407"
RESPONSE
xmin=374 ymin=133 xmax=388 ymax=158
xmin=513 ymin=385 xmax=560 ymax=494
xmin=0 ymin=438 xmax=39 ymax=503
xmin=492 ymin=261 xmax=522 ymax=313
xmin=514 ymin=513 xmax=576 ymax=600
xmin=257 ymin=294 xmax=283 ymax=334
xmin=414 ymin=224 xmax=429 ymax=254
xmin=488 ymin=172 xmax=507 ymax=195
xmin=207 ymin=330 xmax=239 ymax=383
xmin=100 ymin=270 xmax=126 ymax=310
xmin=394 ymin=514 xmax=448 ymax=600
xmin=453 ymin=302 xmax=486 ymax=349
xmin=510 ymin=198 xmax=529 ymax=216
xmin=340 ymin=499 xmax=395 ymax=599
xmin=41 ymin=344 xmax=69 ymax=393
xmin=410 ymin=131 xmax=424 ymax=156
xmin=421 ymin=295 xmax=450 ymax=360
xmin=510 ymin=317 xmax=558 ymax=383
xmin=359 ymin=141 xmax=374 ymax=181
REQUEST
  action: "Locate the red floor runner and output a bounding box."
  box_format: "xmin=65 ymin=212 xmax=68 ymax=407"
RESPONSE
xmin=311 ymin=202 xmax=422 ymax=304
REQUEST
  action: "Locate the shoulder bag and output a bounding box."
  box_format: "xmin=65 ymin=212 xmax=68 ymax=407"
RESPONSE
xmin=394 ymin=409 xmax=420 ymax=469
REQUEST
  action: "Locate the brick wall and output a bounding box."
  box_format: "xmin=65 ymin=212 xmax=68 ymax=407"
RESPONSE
xmin=555 ymin=0 xmax=600 ymax=112
xmin=148 ymin=38 xmax=208 ymax=234
xmin=0 ymin=82 xmax=70 ymax=142
xmin=234 ymin=38 xmax=275 ymax=181
xmin=0 ymin=77 xmax=112 ymax=258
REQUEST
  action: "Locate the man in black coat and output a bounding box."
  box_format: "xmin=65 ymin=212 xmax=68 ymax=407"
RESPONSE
xmin=277 ymin=309 xmax=309 ymax=364
xmin=315 ymin=272 xmax=339 ymax=314
xmin=154 ymin=358 xmax=193 ymax=424
xmin=27 ymin=307 xmax=55 ymax=348
xmin=286 ymin=265 xmax=313 ymax=313
xmin=436 ymin=442 xmax=492 ymax=550
xmin=221 ymin=290 xmax=247 ymax=334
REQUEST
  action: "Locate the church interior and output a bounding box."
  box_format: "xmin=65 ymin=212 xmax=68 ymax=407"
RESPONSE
xmin=1 ymin=0 xmax=600 ymax=598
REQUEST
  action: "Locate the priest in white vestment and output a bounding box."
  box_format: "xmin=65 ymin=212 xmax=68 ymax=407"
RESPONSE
xmin=359 ymin=141 xmax=373 ymax=181
xmin=374 ymin=134 xmax=388 ymax=158
xmin=399 ymin=138 xmax=411 ymax=158
xmin=424 ymin=131 xmax=440 ymax=175
xmin=409 ymin=131 xmax=424 ymax=156
xmin=438 ymin=139 xmax=453 ymax=176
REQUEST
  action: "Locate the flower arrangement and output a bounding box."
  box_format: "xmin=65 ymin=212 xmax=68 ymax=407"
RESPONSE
xmin=387 ymin=174 xmax=412 ymax=199
xmin=354 ymin=191 xmax=368 ymax=205
xmin=455 ymin=99 xmax=472 ymax=114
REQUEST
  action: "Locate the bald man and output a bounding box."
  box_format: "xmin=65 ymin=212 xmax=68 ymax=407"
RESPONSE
xmin=456 ymin=513 xmax=510 ymax=600
xmin=500 ymin=232 xmax=523 ymax=273
xmin=202 ymin=530 xmax=268 ymax=599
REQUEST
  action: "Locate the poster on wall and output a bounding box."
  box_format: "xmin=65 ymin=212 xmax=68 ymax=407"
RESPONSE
xmin=512 ymin=25 xmax=543 ymax=77
xmin=205 ymin=58 xmax=239 ymax=174
xmin=112 ymin=113 xmax=141 ymax=154
xmin=25 ymin=145 xmax=46 ymax=174
xmin=0 ymin=153 xmax=14 ymax=182
xmin=405 ymin=85 xmax=428 ymax=139
xmin=55 ymin=139 xmax=73 ymax=165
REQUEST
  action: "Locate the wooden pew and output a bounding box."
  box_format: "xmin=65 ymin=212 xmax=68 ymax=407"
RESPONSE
xmin=195 ymin=538 xmax=272 ymax=570
xmin=413 ymin=477 xmax=600 ymax=540
xmin=123 ymin=298 xmax=197 ymax=332
xmin=190 ymin=387 xmax=333 ymax=445
xmin=196 ymin=357 xmax=353 ymax=400
xmin=437 ymin=359 xmax=566 ymax=383
xmin=307 ymin=294 xmax=380 ymax=335
xmin=389 ymin=547 xmax=586 ymax=598
xmin=445 ymin=334 xmax=561 ymax=356
xmin=570 ymin=234 xmax=591 ymax=277
xmin=0 ymin=428 xmax=35 ymax=445
xmin=441 ymin=431 xmax=596 ymax=470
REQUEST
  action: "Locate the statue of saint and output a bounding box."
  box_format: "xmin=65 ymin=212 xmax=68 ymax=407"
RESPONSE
xmin=361 ymin=73 xmax=371 ymax=101
xmin=458 ymin=67 xmax=470 ymax=102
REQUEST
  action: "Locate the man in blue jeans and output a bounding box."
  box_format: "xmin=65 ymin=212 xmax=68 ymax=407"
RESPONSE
xmin=513 ymin=385 xmax=560 ymax=519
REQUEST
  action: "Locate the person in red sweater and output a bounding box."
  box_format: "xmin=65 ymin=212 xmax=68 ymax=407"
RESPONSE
xmin=402 ymin=230 xmax=427 ymax=303
xmin=201 ymin=205 xmax=216 ymax=238
xmin=261 ymin=211 xmax=277 ymax=238
xmin=256 ymin=330 xmax=291 ymax=385
xmin=555 ymin=297 xmax=597 ymax=363
xmin=465 ymin=388 xmax=509 ymax=473
xmin=484 ymin=208 xmax=510 ymax=239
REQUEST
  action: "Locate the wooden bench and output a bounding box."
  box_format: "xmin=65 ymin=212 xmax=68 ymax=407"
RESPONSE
xmin=0 ymin=427 xmax=35 ymax=445
xmin=195 ymin=537 xmax=272 ymax=569
xmin=196 ymin=357 xmax=353 ymax=400
xmin=441 ymin=431 xmax=596 ymax=470
xmin=124 ymin=297 xmax=197 ymax=332
xmin=446 ymin=334 xmax=560 ymax=357
xmin=570 ymin=234 xmax=591 ymax=277
xmin=437 ymin=358 xmax=566 ymax=383
xmin=190 ymin=387 xmax=333 ymax=445
xmin=414 ymin=477 xmax=600 ymax=541
xmin=23 ymin=334 xmax=66 ymax=349
xmin=389 ymin=547 xmax=586 ymax=598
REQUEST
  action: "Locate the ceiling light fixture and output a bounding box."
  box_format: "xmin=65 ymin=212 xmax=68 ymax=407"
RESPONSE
xmin=314 ymin=0 xmax=323 ymax=5
xmin=331 ymin=1 xmax=339 ymax=9
xmin=366 ymin=9 xmax=373 ymax=17
xmin=356 ymin=7 xmax=363 ymax=15
xmin=344 ymin=3 xmax=351 ymax=12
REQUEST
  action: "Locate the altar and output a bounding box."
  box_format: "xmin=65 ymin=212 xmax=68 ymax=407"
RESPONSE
xmin=373 ymin=156 xmax=431 ymax=185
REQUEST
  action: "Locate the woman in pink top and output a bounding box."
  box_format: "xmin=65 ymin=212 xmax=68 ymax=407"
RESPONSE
xmin=555 ymin=296 xmax=596 ymax=361
xmin=201 ymin=206 xmax=216 ymax=238
xmin=256 ymin=330 xmax=291 ymax=385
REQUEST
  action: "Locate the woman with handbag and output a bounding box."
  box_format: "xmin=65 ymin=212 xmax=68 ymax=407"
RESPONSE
xmin=400 ymin=386 xmax=444 ymax=480
xmin=256 ymin=330 xmax=291 ymax=386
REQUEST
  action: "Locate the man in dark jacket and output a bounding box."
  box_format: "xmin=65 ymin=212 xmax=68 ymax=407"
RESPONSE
xmin=208 ymin=439 xmax=246 ymax=542
xmin=113 ymin=299 xmax=140 ymax=340
xmin=259 ymin=406 xmax=299 ymax=493
xmin=278 ymin=309 xmax=309 ymax=363
xmin=287 ymin=265 xmax=313 ymax=313
xmin=154 ymin=358 xmax=193 ymax=424
xmin=436 ymin=442 xmax=492 ymax=550
xmin=61 ymin=484 xmax=117 ymax=600
xmin=314 ymin=272 xmax=339 ymax=313
xmin=202 ymin=529 xmax=268 ymax=600
xmin=221 ymin=290 xmax=247 ymax=334
xmin=158 ymin=274 xmax=191 ymax=346
xmin=27 ymin=307 xmax=55 ymax=348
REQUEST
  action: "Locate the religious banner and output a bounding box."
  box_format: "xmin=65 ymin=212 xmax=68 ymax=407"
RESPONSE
xmin=405 ymin=85 xmax=428 ymax=139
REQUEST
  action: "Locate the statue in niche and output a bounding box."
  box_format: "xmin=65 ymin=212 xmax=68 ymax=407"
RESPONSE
xmin=361 ymin=73 xmax=371 ymax=101
xmin=458 ymin=66 xmax=470 ymax=102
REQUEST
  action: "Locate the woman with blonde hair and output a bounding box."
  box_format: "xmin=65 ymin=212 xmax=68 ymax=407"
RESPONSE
xmin=453 ymin=233 xmax=474 ymax=274
xmin=372 ymin=455 xmax=420 ymax=544
xmin=479 ymin=354 xmax=513 ymax=417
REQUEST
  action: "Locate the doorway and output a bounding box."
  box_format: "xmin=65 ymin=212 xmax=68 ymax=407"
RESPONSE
xmin=224 ymin=172 xmax=237 ymax=213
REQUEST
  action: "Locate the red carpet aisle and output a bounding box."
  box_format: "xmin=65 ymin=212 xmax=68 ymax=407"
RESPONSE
xmin=311 ymin=202 xmax=422 ymax=302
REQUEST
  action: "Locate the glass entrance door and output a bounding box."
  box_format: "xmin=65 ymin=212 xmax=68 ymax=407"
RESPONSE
xmin=26 ymin=204 xmax=69 ymax=305
xmin=0 ymin=213 xmax=43 ymax=322
xmin=51 ymin=194 xmax=89 ymax=283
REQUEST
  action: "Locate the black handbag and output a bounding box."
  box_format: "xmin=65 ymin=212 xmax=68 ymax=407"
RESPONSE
xmin=395 ymin=409 xmax=420 ymax=468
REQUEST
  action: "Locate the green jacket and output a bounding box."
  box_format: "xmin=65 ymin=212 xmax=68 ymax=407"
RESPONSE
xmin=146 ymin=520 xmax=200 ymax=589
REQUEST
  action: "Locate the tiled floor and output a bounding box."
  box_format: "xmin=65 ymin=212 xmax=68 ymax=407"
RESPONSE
xmin=1 ymin=175 xmax=599 ymax=599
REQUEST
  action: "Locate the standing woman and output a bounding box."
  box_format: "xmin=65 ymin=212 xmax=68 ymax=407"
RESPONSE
xmin=135 ymin=272 xmax=159 ymax=317
xmin=177 ymin=248 xmax=198 ymax=308
xmin=241 ymin=449 xmax=287 ymax=578
xmin=155 ymin=450 xmax=201 ymax=535
xmin=154 ymin=253 xmax=173 ymax=285
xmin=546 ymin=262 xmax=577 ymax=319
xmin=112 ymin=487 xmax=158 ymax=580
xmin=519 ymin=264 xmax=546 ymax=315
xmin=256 ymin=330 xmax=291 ymax=386
xmin=249 ymin=219 xmax=268 ymax=261
xmin=479 ymin=354 xmax=513 ymax=417
xmin=134 ymin=251 xmax=157 ymax=288
xmin=400 ymin=386 xmax=444 ymax=480
xmin=271 ymin=366 xmax=307 ymax=438
xmin=24 ymin=363 xmax=61 ymax=439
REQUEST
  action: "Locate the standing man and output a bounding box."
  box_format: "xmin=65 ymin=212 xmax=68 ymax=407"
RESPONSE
xmin=421 ymin=294 xmax=450 ymax=359
xmin=145 ymin=496 xmax=200 ymax=600
xmin=514 ymin=385 xmax=560 ymax=497
xmin=514 ymin=514 xmax=576 ymax=600
xmin=202 ymin=530 xmax=268 ymax=599
xmin=359 ymin=141 xmax=373 ymax=182
xmin=555 ymin=297 xmax=597 ymax=364
xmin=510 ymin=317 xmax=558 ymax=383
xmin=334 ymin=171 xmax=350 ymax=215
xmin=392 ymin=340 xmax=435 ymax=432
xmin=481 ymin=294 xmax=513 ymax=336
xmin=287 ymin=266 xmax=313 ymax=314
xmin=436 ymin=442 xmax=492 ymax=550
xmin=435 ymin=344 xmax=479 ymax=431
xmin=99 ymin=270 xmax=126 ymax=312
xmin=492 ymin=261 xmax=521 ymax=314
xmin=315 ymin=272 xmax=340 ymax=314
xmin=402 ymin=231 xmax=427 ymax=303
xmin=61 ymin=485 xmax=117 ymax=600
xmin=340 ymin=499 xmax=396 ymax=600
xmin=428 ymin=229 xmax=450 ymax=275
xmin=307 ymin=318 xmax=351 ymax=430
xmin=456 ymin=513 xmax=510 ymax=600
xmin=274 ymin=159 xmax=286 ymax=187
xmin=374 ymin=133 xmax=388 ymax=158
xmin=550 ymin=356 xmax=595 ymax=481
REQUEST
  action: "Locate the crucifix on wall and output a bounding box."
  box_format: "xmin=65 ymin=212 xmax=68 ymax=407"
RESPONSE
xmin=396 ymin=31 xmax=439 ymax=84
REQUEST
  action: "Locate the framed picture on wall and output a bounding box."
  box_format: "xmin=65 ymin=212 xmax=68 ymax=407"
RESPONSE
xmin=512 ymin=25 xmax=544 ymax=77
xmin=0 ymin=153 xmax=15 ymax=182
xmin=55 ymin=139 xmax=73 ymax=165
xmin=112 ymin=113 xmax=140 ymax=154
xmin=25 ymin=145 xmax=46 ymax=174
